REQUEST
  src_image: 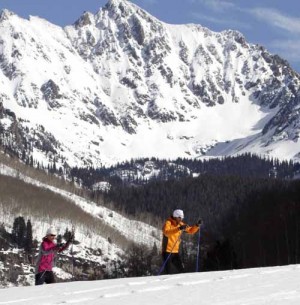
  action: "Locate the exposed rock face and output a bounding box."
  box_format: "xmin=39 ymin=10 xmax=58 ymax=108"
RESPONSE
xmin=0 ymin=0 xmax=300 ymax=167
xmin=41 ymin=80 xmax=60 ymax=100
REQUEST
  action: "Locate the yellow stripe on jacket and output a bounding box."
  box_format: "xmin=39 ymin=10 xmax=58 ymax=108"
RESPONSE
xmin=162 ymin=217 xmax=199 ymax=253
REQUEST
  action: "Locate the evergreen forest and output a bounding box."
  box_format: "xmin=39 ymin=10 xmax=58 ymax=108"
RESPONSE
xmin=84 ymin=155 xmax=300 ymax=273
xmin=108 ymin=175 xmax=300 ymax=271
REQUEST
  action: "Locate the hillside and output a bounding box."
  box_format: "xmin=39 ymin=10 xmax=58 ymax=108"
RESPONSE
xmin=0 ymin=151 xmax=160 ymax=286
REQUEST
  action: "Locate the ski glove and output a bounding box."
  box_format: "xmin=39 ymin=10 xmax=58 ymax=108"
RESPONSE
xmin=179 ymin=224 xmax=188 ymax=231
xmin=67 ymin=234 xmax=74 ymax=243
xmin=196 ymin=219 xmax=202 ymax=226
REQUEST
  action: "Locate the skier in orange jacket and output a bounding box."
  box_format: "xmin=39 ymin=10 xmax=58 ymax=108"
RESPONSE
xmin=162 ymin=209 xmax=200 ymax=274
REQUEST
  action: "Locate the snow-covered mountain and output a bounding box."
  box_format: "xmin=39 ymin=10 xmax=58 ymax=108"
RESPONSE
xmin=1 ymin=0 xmax=300 ymax=168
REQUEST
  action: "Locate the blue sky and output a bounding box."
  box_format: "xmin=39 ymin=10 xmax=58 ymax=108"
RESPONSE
xmin=0 ymin=0 xmax=299 ymax=73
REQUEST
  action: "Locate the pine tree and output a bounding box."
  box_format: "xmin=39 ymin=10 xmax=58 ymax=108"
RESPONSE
xmin=24 ymin=219 xmax=33 ymax=254
xmin=11 ymin=216 xmax=26 ymax=248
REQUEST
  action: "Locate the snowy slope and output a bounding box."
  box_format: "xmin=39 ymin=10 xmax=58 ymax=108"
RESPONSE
xmin=0 ymin=163 xmax=159 ymax=245
xmin=0 ymin=0 xmax=300 ymax=168
xmin=0 ymin=163 xmax=161 ymax=270
xmin=0 ymin=162 xmax=160 ymax=243
xmin=1 ymin=265 xmax=300 ymax=304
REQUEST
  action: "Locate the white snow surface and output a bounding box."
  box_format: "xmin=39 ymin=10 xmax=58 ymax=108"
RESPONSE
xmin=1 ymin=265 xmax=300 ymax=304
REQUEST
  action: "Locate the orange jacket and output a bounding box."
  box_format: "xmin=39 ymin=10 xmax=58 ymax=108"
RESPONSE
xmin=162 ymin=217 xmax=199 ymax=253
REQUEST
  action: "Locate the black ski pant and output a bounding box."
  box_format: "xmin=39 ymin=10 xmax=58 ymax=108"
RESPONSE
xmin=35 ymin=271 xmax=56 ymax=285
xmin=162 ymin=252 xmax=184 ymax=274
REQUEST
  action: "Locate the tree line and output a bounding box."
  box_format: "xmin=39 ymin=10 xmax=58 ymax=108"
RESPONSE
xmin=70 ymin=154 xmax=299 ymax=189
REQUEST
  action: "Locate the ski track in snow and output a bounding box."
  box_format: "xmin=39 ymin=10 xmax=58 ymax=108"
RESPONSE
xmin=2 ymin=265 xmax=300 ymax=304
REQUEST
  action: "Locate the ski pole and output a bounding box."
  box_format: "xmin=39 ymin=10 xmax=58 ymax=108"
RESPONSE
xmin=157 ymin=232 xmax=182 ymax=276
xmin=70 ymin=225 xmax=75 ymax=280
xmin=196 ymin=220 xmax=202 ymax=272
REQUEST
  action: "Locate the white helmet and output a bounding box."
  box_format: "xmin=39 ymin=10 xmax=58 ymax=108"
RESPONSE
xmin=173 ymin=209 xmax=184 ymax=219
xmin=46 ymin=227 xmax=56 ymax=236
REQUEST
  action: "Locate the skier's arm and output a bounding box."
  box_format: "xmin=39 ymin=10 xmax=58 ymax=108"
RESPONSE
xmin=163 ymin=220 xmax=181 ymax=236
xmin=57 ymin=243 xmax=69 ymax=252
xmin=184 ymin=219 xmax=202 ymax=234
xmin=186 ymin=225 xmax=200 ymax=234
xmin=57 ymin=233 xmax=74 ymax=252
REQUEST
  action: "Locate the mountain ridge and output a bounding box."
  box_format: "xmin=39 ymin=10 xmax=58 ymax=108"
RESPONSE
xmin=0 ymin=0 xmax=300 ymax=168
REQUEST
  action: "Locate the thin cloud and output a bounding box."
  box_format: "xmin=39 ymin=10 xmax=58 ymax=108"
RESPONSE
xmin=137 ymin=0 xmax=158 ymax=5
xmin=191 ymin=12 xmax=230 ymax=25
xmin=188 ymin=0 xmax=248 ymax=29
xmin=188 ymin=0 xmax=235 ymax=12
xmin=250 ymin=8 xmax=300 ymax=35
xmin=271 ymin=39 xmax=300 ymax=63
xmin=191 ymin=12 xmax=251 ymax=30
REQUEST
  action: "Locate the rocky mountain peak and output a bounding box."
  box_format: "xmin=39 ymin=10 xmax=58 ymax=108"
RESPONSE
xmin=1 ymin=1 xmax=300 ymax=167
xmin=0 ymin=9 xmax=16 ymax=22
xmin=105 ymin=0 xmax=133 ymax=10
xmin=103 ymin=0 xmax=152 ymax=24
xmin=104 ymin=0 xmax=131 ymax=15
xmin=74 ymin=11 xmax=94 ymax=28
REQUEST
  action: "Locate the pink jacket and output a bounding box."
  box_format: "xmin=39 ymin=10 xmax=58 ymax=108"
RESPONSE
xmin=36 ymin=238 xmax=69 ymax=273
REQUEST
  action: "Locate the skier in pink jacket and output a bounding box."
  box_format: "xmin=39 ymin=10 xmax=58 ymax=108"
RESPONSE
xmin=35 ymin=227 xmax=73 ymax=285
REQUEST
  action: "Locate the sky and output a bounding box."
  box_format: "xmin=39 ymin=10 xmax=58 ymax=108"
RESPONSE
xmin=0 ymin=0 xmax=299 ymax=73
xmin=1 ymin=264 xmax=300 ymax=304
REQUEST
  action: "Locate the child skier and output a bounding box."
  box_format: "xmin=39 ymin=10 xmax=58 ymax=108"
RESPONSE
xmin=35 ymin=227 xmax=73 ymax=285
